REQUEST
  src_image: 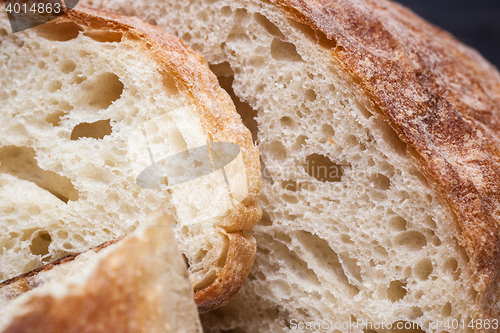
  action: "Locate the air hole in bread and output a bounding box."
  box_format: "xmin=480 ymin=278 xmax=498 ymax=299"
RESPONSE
xmin=210 ymin=62 xmax=258 ymax=143
xmin=73 ymin=234 xmax=85 ymax=243
xmin=281 ymin=193 xmax=298 ymax=204
xmin=83 ymin=30 xmax=123 ymax=43
xmin=304 ymin=154 xmax=344 ymax=182
xmin=387 ymin=280 xmax=407 ymax=302
xmin=305 ymin=89 xmax=316 ymax=102
xmin=415 ymin=258 xmax=433 ymax=280
xmin=47 ymin=80 xmax=62 ymax=93
xmin=442 ymin=302 xmax=452 ymax=317
xmin=293 ymin=135 xmax=308 ymax=150
xmin=372 ymin=173 xmax=391 ymax=190
xmin=259 ymin=210 xmax=273 ymax=226
xmin=35 ymin=21 xmax=83 ymax=42
xmin=0 ymin=146 xmax=79 ymax=203
xmin=29 ymin=230 xmax=51 ymax=258
xmin=279 ymin=116 xmax=294 ymax=127
xmin=63 ymin=243 xmax=74 ymax=250
xmin=161 ymin=73 xmax=180 ymax=95
xmin=182 ymin=253 xmax=191 ymax=269
xmin=319 ymin=124 xmax=335 ymax=143
xmin=45 ymin=111 xmax=68 ymax=127
xmin=76 ymin=72 xmax=124 ymax=110
xmin=270 ymin=38 xmax=303 ymax=62
xmin=60 ymin=60 xmax=77 ymax=74
xmin=341 ymin=234 xmax=353 ymax=244
xmin=280 ymin=180 xmax=297 ymax=192
xmin=254 ymin=13 xmax=284 ymax=39
xmin=339 ymin=252 xmax=363 ymax=285
xmin=443 ymin=258 xmax=458 ymax=275
xmin=411 ymin=306 xmax=423 ymax=318
xmin=70 ymin=119 xmax=112 ymax=140
xmin=72 ymin=74 xmax=87 ymax=85
xmin=0 ymin=238 xmax=15 ymax=253
xmin=389 ymin=215 xmax=407 ymax=231
xmin=267 ymin=140 xmax=288 ymax=161
xmin=396 ymin=231 xmax=427 ymax=250
xmin=294 ymin=231 xmax=359 ymax=296
xmin=227 ymin=31 xmax=251 ymax=45
xmin=57 ymin=230 xmax=68 ymax=240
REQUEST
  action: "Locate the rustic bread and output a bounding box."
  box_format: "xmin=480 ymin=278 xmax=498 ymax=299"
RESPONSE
xmin=86 ymin=0 xmax=500 ymax=331
xmin=0 ymin=210 xmax=203 ymax=333
xmin=0 ymin=4 xmax=261 ymax=312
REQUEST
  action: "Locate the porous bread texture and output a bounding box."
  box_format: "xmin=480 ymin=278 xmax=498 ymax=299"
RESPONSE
xmin=0 ymin=210 xmax=203 ymax=333
xmin=85 ymin=0 xmax=482 ymax=331
xmin=0 ymin=6 xmax=260 ymax=311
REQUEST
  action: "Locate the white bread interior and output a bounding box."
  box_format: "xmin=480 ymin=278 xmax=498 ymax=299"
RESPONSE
xmin=84 ymin=0 xmax=482 ymax=331
xmin=0 ymin=6 xmax=260 ymax=310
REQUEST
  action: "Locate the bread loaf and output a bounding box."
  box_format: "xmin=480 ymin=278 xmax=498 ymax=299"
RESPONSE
xmin=86 ymin=0 xmax=500 ymax=331
xmin=0 ymin=210 xmax=203 ymax=333
xmin=0 ymin=4 xmax=261 ymax=312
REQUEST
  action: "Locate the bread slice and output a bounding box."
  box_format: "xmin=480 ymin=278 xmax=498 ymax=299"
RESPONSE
xmin=0 ymin=5 xmax=261 ymax=312
xmin=85 ymin=0 xmax=500 ymax=331
xmin=0 ymin=210 xmax=203 ymax=333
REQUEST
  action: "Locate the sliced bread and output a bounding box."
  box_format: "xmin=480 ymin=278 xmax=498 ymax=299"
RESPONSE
xmin=0 ymin=210 xmax=203 ymax=333
xmin=86 ymin=0 xmax=500 ymax=331
xmin=0 ymin=4 xmax=261 ymax=312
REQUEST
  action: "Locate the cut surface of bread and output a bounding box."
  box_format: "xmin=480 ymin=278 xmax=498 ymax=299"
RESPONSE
xmin=0 ymin=4 xmax=261 ymax=312
xmin=85 ymin=0 xmax=500 ymax=331
xmin=0 ymin=210 xmax=203 ymax=333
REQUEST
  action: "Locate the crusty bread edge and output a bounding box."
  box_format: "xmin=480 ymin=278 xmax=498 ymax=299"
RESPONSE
xmin=195 ymin=232 xmax=256 ymax=313
xmin=271 ymin=0 xmax=500 ymax=322
xmin=0 ymin=210 xmax=203 ymax=333
xmin=2 ymin=4 xmax=262 ymax=312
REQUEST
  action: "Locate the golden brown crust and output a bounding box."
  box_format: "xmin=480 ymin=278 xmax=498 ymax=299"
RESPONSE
xmin=1 ymin=210 xmax=202 ymax=333
xmin=1 ymin=4 xmax=261 ymax=311
xmin=272 ymin=0 xmax=500 ymax=320
xmin=2 ymin=236 xmax=155 ymax=333
xmin=0 ymin=238 xmax=122 ymax=301
xmin=195 ymin=232 xmax=256 ymax=313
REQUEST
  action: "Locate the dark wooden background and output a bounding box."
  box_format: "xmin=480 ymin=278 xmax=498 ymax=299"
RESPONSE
xmin=394 ymin=0 xmax=500 ymax=70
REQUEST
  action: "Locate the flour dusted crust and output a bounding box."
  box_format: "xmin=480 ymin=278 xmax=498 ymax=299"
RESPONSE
xmin=274 ymin=0 xmax=500 ymax=318
xmin=0 ymin=4 xmax=261 ymax=312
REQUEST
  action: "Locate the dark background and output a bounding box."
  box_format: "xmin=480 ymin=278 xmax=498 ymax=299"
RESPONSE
xmin=394 ymin=0 xmax=500 ymax=70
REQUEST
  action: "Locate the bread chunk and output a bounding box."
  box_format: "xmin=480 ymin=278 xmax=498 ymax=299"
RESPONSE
xmin=86 ymin=0 xmax=500 ymax=331
xmin=0 ymin=210 xmax=203 ymax=333
xmin=0 ymin=5 xmax=261 ymax=312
